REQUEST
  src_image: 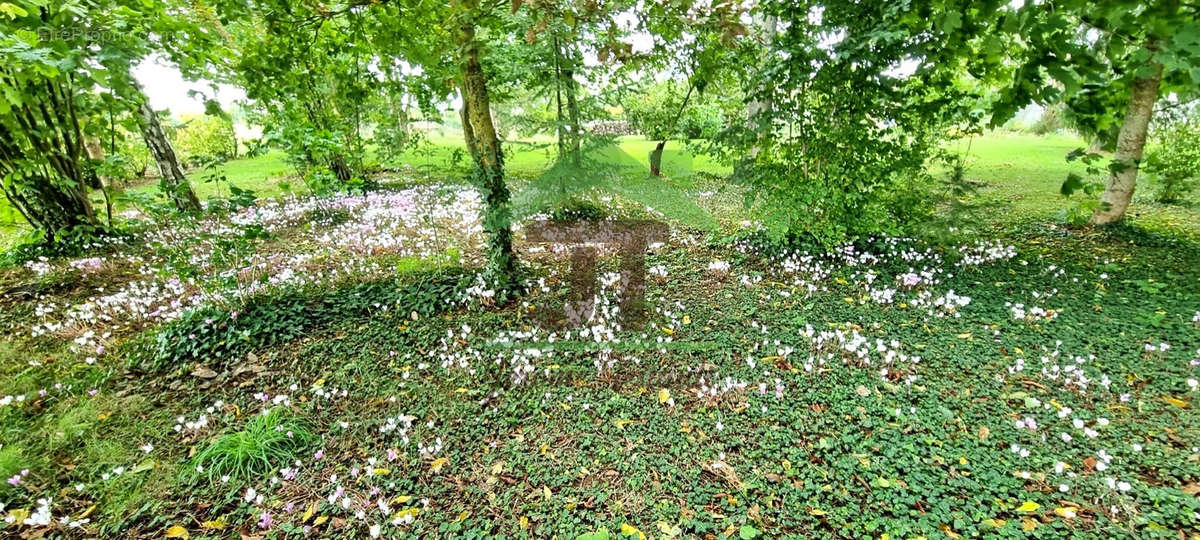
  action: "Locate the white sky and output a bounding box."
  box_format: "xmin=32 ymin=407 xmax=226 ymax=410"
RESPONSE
xmin=134 ymin=55 xmax=245 ymax=117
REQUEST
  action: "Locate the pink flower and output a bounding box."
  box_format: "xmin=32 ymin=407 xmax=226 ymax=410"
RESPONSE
xmin=258 ymin=511 xmax=272 ymax=529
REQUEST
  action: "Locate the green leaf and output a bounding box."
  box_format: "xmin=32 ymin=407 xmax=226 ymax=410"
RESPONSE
xmin=0 ymin=2 xmax=29 ymax=19
xmin=1061 ymin=173 xmax=1084 ymax=196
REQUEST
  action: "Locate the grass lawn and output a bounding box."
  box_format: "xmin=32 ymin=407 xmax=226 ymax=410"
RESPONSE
xmin=1 ymin=132 xmax=1198 ymax=538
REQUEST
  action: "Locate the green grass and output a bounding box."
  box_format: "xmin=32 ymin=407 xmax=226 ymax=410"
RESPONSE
xmin=4 ymin=132 xmax=1196 ymax=248
xmin=955 ymin=132 xmax=1200 ymax=237
xmin=190 ymin=408 xmax=315 ymax=485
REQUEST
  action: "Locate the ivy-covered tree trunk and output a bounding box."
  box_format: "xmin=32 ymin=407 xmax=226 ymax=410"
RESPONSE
xmin=135 ymin=89 xmax=202 ymax=213
xmin=458 ymin=15 xmax=518 ymax=294
xmin=1089 ymin=63 xmax=1163 ymax=226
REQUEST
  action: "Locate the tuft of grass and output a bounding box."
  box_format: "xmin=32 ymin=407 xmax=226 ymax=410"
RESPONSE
xmin=0 ymin=444 xmax=25 ymax=491
xmin=190 ymin=408 xmax=314 ymax=484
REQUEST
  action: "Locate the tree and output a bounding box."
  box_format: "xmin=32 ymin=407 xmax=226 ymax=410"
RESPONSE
xmin=0 ymin=4 xmax=106 ymax=240
xmin=984 ymin=1 xmax=1200 ymax=225
xmin=456 ymin=0 xmax=519 ymax=293
xmin=713 ymin=0 xmax=989 ymax=245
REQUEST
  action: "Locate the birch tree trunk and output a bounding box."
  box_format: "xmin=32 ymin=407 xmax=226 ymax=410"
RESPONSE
xmin=135 ymin=89 xmax=202 ymax=213
xmin=1089 ymin=63 xmax=1163 ymax=226
xmin=746 ymin=15 xmax=777 ymax=158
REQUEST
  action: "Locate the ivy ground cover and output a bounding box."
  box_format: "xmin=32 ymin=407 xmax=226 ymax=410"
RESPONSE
xmin=1 ymin=176 xmax=1199 ymax=539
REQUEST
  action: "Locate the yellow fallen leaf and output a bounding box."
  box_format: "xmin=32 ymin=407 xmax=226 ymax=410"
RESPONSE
xmin=658 ymin=388 xmax=671 ymax=404
xmin=1021 ymin=517 xmax=1038 ymax=531
xmin=660 ymin=325 xmax=675 ymax=336
xmin=165 ymin=525 xmax=190 ymax=539
xmin=940 ymin=524 xmax=961 ymax=538
xmin=540 ymin=443 xmax=549 ymax=455
xmin=520 ymin=516 xmax=530 ymax=530
xmin=373 ymin=467 xmax=390 ymax=476
xmin=809 ymin=508 xmax=826 ymax=515
xmin=1163 ymin=396 xmax=1190 ymax=408
xmin=682 ymin=314 xmax=691 ymax=325
xmin=1016 ymin=501 xmax=1040 ymax=513
xmin=490 ymin=462 xmax=504 ymax=474
xmin=75 ymin=504 xmax=97 ymax=520
xmin=393 ymin=507 xmax=419 ymax=520
xmin=561 ymin=402 xmax=571 ymax=410
xmin=313 ymin=515 xmax=329 ymax=526
xmin=430 ymin=457 xmax=448 ymax=472
xmin=614 ymin=418 xmax=633 ymax=429
xmin=1054 ymin=506 xmax=1078 ymax=518
xmin=455 ymin=387 xmax=469 ymax=393
xmin=393 ymin=495 xmax=412 ymax=504
xmin=982 ymin=518 xmax=1006 ymax=528
xmin=7 ymin=509 xmax=29 ymax=524
xmin=201 ymin=518 xmax=227 ymax=530
xmin=621 ymin=523 xmax=647 ymax=540
xmin=302 ymin=501 xmax=317 ymax=522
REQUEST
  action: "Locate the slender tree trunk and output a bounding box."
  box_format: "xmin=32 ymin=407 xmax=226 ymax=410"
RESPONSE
xmin=564 ymin=65 xmax=582 ymax=167
xmin=1089 ymin=63 xmax=1163 ymax=226
xmin=650 ymin=84 xmax=696 ymax=177
xmin=458 ymin=13 xmax=518 ymax=292
xmin=553 ymin=35 xmax=566 ymax=162
xmin=747 ymin=15 xmax=777 ymax=158
xmin=649 ymin=141 xmax=667 ymax=176
xmin=84 ymin=137 xmax=114 ymax=227
xmin=135 ymin=89 xmax=202 ymax=213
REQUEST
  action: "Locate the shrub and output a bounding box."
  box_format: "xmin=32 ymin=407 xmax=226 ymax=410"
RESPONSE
xmin=550 ymin=198 xmax=609 ymax=221
xmin=173 ymin=114 xmax=237 ymax=167
xmin=1145 ymin=119 xmax=1200 ymax=203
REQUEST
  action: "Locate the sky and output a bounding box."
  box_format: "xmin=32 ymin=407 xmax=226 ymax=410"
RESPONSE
xmin=133 ymin=55 xmax=244 ymax=116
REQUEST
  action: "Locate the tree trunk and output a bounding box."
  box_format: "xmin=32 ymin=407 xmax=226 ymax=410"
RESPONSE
xmin=135 ymin=91 xmax=202 ymax=213
xmin=458 ymin=14 xmax=518 ymax=293
xmin=564 ymin=65 xmax=582 ymax=167
xmin=330 ymin=154 xmax=353 ymax=184
xmin=553 ymin=34 xmax=566 ymax=162
xmin=649 ymin=140 xmax=666 ymax=176
xmin=747 ymin=15 xmax=777 ymax=158
xmin=1089 ymin=63 xmax=1163 ymax=226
